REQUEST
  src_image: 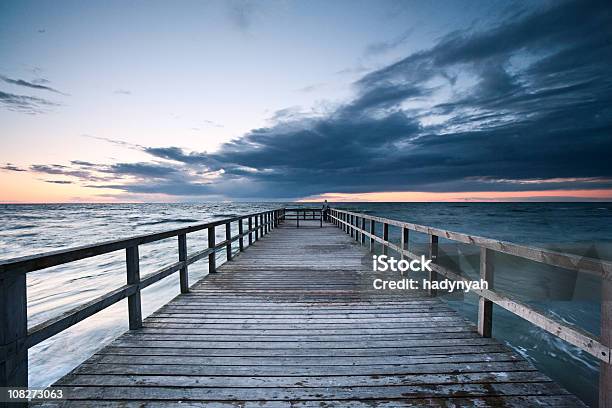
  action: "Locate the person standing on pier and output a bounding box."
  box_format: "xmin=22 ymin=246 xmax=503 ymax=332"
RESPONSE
xmin=322 ymin=199 xmax=330 ymax=221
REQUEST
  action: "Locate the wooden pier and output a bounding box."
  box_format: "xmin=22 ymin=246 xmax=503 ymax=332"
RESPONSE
xmin=2 ymin=208 xmax=610 ymax=406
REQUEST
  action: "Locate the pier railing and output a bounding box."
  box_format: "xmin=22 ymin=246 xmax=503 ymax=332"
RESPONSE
xmin=0 ymin=208 xmax=285 ymax=388
xmin=329 ymin=208 xmax=612 ymax=406
xmin=283 ymin=208 xmax=323 ymax=228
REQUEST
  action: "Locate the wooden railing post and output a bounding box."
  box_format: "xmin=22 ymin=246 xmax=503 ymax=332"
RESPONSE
xmin=601 ymin=276 xmax=612 ymax=407
xmin=0 ymin=271 xmax=28 ymax=389
xmin=255 ymin=215 xmax=259 ymax=240
xmin=248 ymin=217 xmax=253 ymax=245
xmin=258 ymin=214 xmax=262 ymax=236
xmin=259 ymin=214 xmax=266 ymax=234
xmin=361 ymin=217 xmax=366 ymax=245
xmin=225 ymin=222 xmax=232 ymax=261
xmin=238 ymin=219 xmax=244 ymax=251
xmin=126 ymin=246 xmax=142 ymax=330
xmin=370 ymin=220 xmax=375 ymax=251
xmin=428 ymin=235 xmax=438 ymax=297
xmin=401 ymin=227 xmax=409 ymax=260
xmin=208 ymin=226 xmax=216 ymax=273
xmin=382 ymin=223 xmax=389 ymax=255
xmin=264 ymin=213 xmax=268 ymax=234
xmin=297 ymin=211 xmax=300 ymax=228
xmin=260 ymin=214 xmax=265 ymax=235
xmin=178 ymin=234 xmax=189 ymax=293
xmin=478 ymin=247 xmax=494 ymax=337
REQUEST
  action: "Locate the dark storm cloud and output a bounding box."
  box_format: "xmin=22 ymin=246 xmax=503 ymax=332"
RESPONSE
xmin=108 ymin=162 xmax=178 ymax=177
xmin=144 ymin=147 xmax=211 ymax=165
xmin=196 ymin=0 xmax=612 ymax=197
xmin=0 ymin=75 xmax=65 ymax=94
xmin=23 ymin=0 xmax=612 ymax=199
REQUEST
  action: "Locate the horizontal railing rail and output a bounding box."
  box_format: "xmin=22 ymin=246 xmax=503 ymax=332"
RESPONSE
xmin=329 ymin=207 xmax=612 ymax=404
xmin=282 ymin=208 xmax=323 ymax=228
xmin=0 ymin=208 xmax=286 ymax=389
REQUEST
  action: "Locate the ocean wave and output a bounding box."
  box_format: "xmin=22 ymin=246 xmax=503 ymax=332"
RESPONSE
xmin=137 ymin=218 xmax=200 ymax=226
xmin=7 ymin=224 xmax=37 ymax=230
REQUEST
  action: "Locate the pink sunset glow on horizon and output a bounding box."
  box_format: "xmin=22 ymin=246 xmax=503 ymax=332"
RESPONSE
xmin=300 ymin=189 xmax=612 ymax=203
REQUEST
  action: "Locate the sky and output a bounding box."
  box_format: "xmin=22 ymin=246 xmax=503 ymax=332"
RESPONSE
xmin=1 ymin=0 xmax=611 ymax=203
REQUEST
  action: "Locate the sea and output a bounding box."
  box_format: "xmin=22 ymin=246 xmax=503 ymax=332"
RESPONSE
xmin=1 ymin=202 xmax=611 ymax=406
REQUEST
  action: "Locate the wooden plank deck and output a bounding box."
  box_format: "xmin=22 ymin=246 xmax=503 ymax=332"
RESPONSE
xmin=42 ymin=220 xmax=585 ymax=407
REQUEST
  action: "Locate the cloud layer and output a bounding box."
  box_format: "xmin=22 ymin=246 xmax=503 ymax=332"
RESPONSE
xmin=5 ymin=0 xmax=612 ymax=200
xmin=0 ymin=75 xmax=65 ymax=113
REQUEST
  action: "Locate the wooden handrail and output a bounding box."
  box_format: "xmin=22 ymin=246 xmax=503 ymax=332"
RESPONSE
xmin=329 ymin=207 xmax=612 ymax=405
xmin=0 ymin=208 xmax=285 ymax=388
xmin=332 ymin=208 xmax=612 ymax=277
xmin=0 ymin=209 xmax=283 ymax=276
xmin=282 ymin=208 xmax=323 ymax=228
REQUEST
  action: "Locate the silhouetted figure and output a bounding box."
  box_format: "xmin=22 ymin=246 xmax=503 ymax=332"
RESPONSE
xmin=322 ymin=199 xmax=330 ymax=222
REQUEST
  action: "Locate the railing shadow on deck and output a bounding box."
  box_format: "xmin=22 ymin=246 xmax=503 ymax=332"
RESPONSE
xmin=0 ymin=208 xmax=286 ymax=390
xmin=329 ymin=208 xmax=612 ymax=407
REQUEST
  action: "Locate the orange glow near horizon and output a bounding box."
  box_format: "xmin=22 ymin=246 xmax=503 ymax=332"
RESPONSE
xmin=299 ymin=189 xmax=612 ymax=202
xmin=2 ymin=170 xmax=612 ymax=203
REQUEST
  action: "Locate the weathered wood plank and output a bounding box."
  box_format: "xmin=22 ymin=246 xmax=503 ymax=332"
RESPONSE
xmin=35 ymin=219 xmax=585 ymax=407
xmin=70 ymin=360 xmax=538 ymax=376
xmin=39 ymin=382 xmax=572 ymax=400
xmin=38 ymin=396 xmax=585 ymax=407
